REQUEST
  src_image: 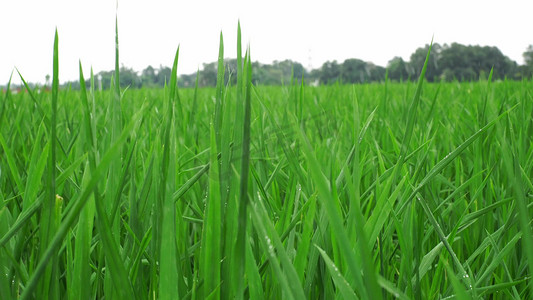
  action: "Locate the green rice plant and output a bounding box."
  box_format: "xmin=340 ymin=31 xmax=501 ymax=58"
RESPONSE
xmin=158 ymin=46 xmax=181 ymax=300
xmin=36 ymin=28 xmax=60 ymax=300
xmin=1 ymin=18 xmax=532 ymax=300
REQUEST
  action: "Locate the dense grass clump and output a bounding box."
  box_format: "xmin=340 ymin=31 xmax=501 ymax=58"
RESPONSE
xmin=0 ymin=24 xmax=532 ymax=299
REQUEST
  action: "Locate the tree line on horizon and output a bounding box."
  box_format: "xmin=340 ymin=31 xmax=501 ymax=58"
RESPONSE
xmin=57 ymin=42 xmax=533 ymax=89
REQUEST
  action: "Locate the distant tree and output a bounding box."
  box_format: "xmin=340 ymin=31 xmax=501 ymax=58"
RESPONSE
xmin=439 ymin=43 xmax=471 ymax=80
xmin=409 ymin=43 xmax=442 ymax=81
xmin=341 ymin=58 xmax=368 ymax=83
xmin=253 ymin=63 xmax=283 ymax=85
xmin=179 ymin=72 xmax=198 ymax=88
xmin=387 ymin=57 xmax=409 ymax=81
xmin=479 ymin=46 xmax=517 ymax=79
xmin=499 ymin=56 xmax=518 ymax=79
xmin=318 ymin=61 xmax=341 ymax=84
xmin=308 ymin=68 xmax=321 ymax=84
xmin=274 ymin=60 xmax=306 ymax=82
xmin=525 ymin=45 xmax=533 ymax=64
xmin=155 ymin=66 xmax=172 ymax=86
xmin=270 ymin=60 xmax=306 ymax=84
xmin=288 ymin=61 xmax=306 ymax=80
xmin=199 ymin=62 xmax=217 ymax=87
xmin=119 ymin=65 xmax=141 ymax=88
xmin=367 ymin=63 xmax=386 ymax=82
xmin=96 ymin=70 xmax=114 ymax=90
xmin=523 ymin=45 xmax=533 ymax=77
xmin=141 ymin=65 xmax=156 ymax=86
xmin=50 ymin=40 xmax=525 ymax=90
xmin=439 ymin=43 xmax=516 ymax=81
xmin=60 ymin=81 xmax=81 ymax=90
xmin=224 ymin=59 xmax=238 ymax=85
xmin=246 ymin=60 xmax=306 ymax=85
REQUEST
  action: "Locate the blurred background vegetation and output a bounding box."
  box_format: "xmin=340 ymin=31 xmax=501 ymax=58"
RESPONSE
xmin=16 ymin=42 xmax=533 ymax=90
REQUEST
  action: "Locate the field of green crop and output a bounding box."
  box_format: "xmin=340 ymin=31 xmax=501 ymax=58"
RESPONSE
xmin=1 ymin=24 xmax=532 ymax=299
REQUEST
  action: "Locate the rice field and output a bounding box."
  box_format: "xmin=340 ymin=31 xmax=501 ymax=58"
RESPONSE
xmin=1 ymin=23 xmax=532 ymax=299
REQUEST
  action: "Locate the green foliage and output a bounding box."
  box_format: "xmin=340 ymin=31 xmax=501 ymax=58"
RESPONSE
xmin=387 ymin=56 xmax=410 ymax=81
xmin=1 ymin=24 xmax=533 ymax=300
xmin=438 ymin=43 xmax=517 ymax=81
xmin=46 ymin=42 xmax=533 ymax=91
xmin=523 ymin=45 xmax=533 ymax=77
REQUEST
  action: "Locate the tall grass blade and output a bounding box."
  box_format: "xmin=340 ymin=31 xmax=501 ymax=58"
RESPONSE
xmin=159 ymin=46 xmax=181 ymax=300
xmin=69 ymin=62 xmax=96 ymax=300
xmin=37 ymin=28 xmax=60 ymax=299
xmin=214 ymin=31 xmax=225 ymax=149
xmin=200 ymin=124 xmax=222 ymax=299
xmin=234 ymin=45 xmax=252 ymax=300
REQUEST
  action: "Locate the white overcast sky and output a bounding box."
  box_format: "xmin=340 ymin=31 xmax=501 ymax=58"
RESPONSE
xmin=1 ymin=0 xmax=532 ymax=84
